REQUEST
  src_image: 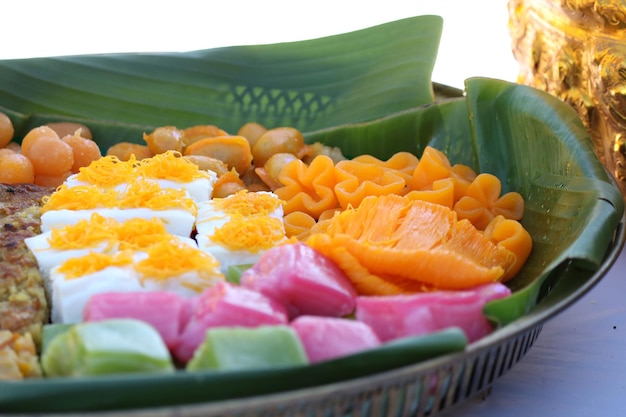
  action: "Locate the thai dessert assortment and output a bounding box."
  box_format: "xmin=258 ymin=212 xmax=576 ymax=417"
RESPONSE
xmin=0 ymin=116 xmax=532 ymax=380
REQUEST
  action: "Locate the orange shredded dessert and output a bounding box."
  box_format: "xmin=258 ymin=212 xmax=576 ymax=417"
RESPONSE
xmin=306 ymin=194 xmax=520 ymax=294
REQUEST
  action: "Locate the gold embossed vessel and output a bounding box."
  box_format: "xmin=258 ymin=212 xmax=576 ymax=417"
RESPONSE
xmin=509 ymin=0 xmax=626 ymax=195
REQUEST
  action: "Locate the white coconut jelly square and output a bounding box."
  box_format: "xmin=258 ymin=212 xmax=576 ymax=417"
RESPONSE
xmin=41 ymin=208 xmax=196 ymax=238
xmin=50 ymin=265 xmax=143 ymax=324
xmin=64 ymin=174 xmax=217 ymax=203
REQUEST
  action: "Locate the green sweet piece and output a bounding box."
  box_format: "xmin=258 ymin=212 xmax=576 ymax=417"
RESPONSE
xmin=41 ymin=323 xmax=74 ymax=355
xmin=225 ymin=264 xmax=253 ymax=285
xmin=187 ymin=326 xmax=308 ymax=372
xmin=41 ymin=319 xmax=175 ymax=377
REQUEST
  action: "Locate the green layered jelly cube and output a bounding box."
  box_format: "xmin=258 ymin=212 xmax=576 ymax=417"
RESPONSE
xmin=41 ymin=319 xmax=175 ymax=377
xmin=187 ymin=325 xmax=308 ymax=372
xmin=41 ymin=323 xmax=74 ymax=355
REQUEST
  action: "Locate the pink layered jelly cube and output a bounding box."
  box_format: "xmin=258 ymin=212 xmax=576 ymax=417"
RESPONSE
xmin=356 ymin=283 xmax=511 ymax=343
xmin=179 ymin=295 xmax=198 ymax=332
xmin=173 ymin=281 xmax=289 ymax=363
xmin=83 ymin=291 xmax=183 ymax=349
xmin=240 ymin=243 xmax=357 ymax=319
xmin=472 ymin=281 xmax=513 ymax=303
xmin=291 ymin=315 xmax=381 ymax=363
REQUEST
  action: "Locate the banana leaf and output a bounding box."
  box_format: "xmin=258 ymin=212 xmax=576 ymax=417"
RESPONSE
xmin=466 ymin=78 xmax=624 ymax=324
xmin=0 ymin=14 xmax=443 ymax=147
xmin=0 ymin=15 xmax=624 ymax=413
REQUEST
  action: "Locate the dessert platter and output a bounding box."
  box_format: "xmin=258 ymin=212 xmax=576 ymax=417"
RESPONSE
xmin=0 ymin=15 xmax=623 ymax=416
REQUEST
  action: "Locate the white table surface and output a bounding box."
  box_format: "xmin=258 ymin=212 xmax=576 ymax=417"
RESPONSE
xmin=6 ymin=2 xmax=625 ymax=416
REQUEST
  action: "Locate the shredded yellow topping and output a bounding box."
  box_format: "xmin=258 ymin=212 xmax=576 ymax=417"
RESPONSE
xmin=119 ymin=180 xmax=197 ymax=215
xmin=114 ymin=218 xmax=171 ymax=250
xmin=75 ymin=154 xmax=140 ymax=187
xmin=135 ymin=240 xmax=223 ymax=282
xmin=46 ymin=213 xmax=173 ymax=252
xmin=75 ymin=151 xmax=210 ymax=188
xmin=41 ymin=185 xmax=119 ymax=213
xmin=138 ymin=150 xmax=212 ymax=182
xmin=212 ymin=190 xmax=283 ymax=217
xmin=41 ymin=180 xmax=197 ymax=215
xmin=58 ymin=250 xmax=135 ymax=280
xmin=47 ymin=213 xmax=118 ymax=250
xmin=210 ymin=213 xmax=285 ymax=252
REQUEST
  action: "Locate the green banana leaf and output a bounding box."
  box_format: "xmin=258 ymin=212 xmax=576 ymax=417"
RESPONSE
xmin=0 ymin=14 xmax=443 ymax=147
xmin=0 ymin=14 xmax=624 ymax=414
xmin=467 ymin=78 xmax=624 ymax=324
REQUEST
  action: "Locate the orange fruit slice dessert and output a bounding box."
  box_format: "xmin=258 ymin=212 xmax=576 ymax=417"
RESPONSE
xmin=306 ymin=194 xmax=521 ymax=295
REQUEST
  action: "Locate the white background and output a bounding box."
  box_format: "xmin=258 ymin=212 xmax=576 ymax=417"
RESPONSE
xmin=0 ymin=0 xmax=518 ymax=89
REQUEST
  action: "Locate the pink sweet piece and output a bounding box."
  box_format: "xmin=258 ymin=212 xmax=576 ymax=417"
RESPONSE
xmin=83 ymin=291 xmax=183 ymax=349
xmin=291 ymin=315 xmax=381 ymax=363
xmin=355 ymin=283 xmax=512 ymax=343
xmin=173 ymin=281 xmax=289 ymax=363
xmin=473 ymin=281 xmax=513 ymax=302
xmin=240 ymin=242 xmax=357 ymax=319
xmin=179 ymin=295 xmax=198 ymax=332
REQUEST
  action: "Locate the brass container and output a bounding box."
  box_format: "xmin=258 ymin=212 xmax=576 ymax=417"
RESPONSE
xmin=508 ymin=0 xmax=626 ymax=195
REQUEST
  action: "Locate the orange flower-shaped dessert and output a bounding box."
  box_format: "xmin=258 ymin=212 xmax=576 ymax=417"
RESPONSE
xmin=274 ymin=155 xmax=339 ymax=219
xmin=352 ymin=151 xmax=419 ymax=186
xmin=484 ymin=215 xmax=533 ymax=281
xmin=283 ymin=211 xmax=318 ymax=240
xmin=410 ymin=146 xmax=452 ymax=191
xmin=453 ymin=173 xmax=525 ymax=230
xmin=334 ymin=159 xmax=407 ymax=209
xmin=409 ymin=146 xmax=477 ymax=204
xmin=405 ymin=178 xmax=455 ymax=208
